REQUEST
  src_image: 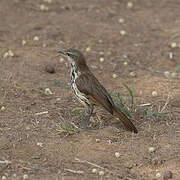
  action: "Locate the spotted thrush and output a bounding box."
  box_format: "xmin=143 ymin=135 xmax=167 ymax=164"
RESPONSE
xmin=58 ymin=49 xmax=138 ymax=133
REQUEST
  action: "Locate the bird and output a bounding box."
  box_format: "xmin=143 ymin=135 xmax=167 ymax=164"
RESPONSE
xmin=58 ymin=48 xmax=138 ymax=133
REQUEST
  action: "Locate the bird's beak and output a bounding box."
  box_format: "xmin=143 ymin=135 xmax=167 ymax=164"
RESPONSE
xmin=58 ymin=50 xmax=67 ymax=56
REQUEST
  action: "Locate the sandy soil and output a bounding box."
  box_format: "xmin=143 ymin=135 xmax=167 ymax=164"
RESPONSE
xmin=0 ymin=0 xmax=180 ymax=179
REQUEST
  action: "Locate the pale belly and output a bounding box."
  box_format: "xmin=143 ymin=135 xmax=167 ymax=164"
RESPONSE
xmin=71 ymin=81 xmax=90 ymax=107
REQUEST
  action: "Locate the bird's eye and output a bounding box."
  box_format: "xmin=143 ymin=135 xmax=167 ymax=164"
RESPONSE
xmin=67 ymin=52 xmax=74 ymax=58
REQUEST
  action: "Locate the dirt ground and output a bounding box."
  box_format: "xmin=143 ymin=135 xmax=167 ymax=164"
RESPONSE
xmin=0 ymin=0 xmax=180 ymax=179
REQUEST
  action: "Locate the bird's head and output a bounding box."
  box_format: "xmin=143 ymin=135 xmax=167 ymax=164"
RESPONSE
xmin=58 ymin=48 xmax=87 ymax=68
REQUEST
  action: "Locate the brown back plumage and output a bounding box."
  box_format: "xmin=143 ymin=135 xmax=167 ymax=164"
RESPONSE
xmin=58 ymin=48 xmax=138 ymax=133
xmin=76 ymin=71 xmax=138 ymax=133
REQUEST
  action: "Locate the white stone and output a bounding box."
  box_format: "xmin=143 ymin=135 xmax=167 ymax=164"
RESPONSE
xmin=92 ymin=168 xmax=97 ymax=174
xmin=170 ymin=42 xmax=177 ymax=48
xmin=37 ymin=142 xmax=43 ymax=147
xmin=112 ymin=74 xmax=117 ymax=78
xmin=99 ymin=57 xmax=104 ymax=62
xmin=44 ymin=88 xmax=53 ymax=95
xmin=22 ymin=40 xmax=26 ymax=46
xmin=23 ymin=174 xmax=29 ymax=179
xmin=86 ymin=47 xmax=91 ymax=52
xmin=8 ymin=50 xmax=14 ymax=57
xmin=164 ymin=71 xmax=170 ymax=78
xmin=156 ymin=172 xmax=161 ymax=178
xmin=127 ymin=2 xmax=133 ymax=9
xmin=0 ymin=106 xmax=5 ymax=111
xmin=148 ymin=147 xmax=156 ymax=153
xmin=60 ymin=58 xmax=64 ymax=62
xmin=118 ymin=18 xmax=125 ymax=24
xmin=120 ymin=30 xmax=127 ymax=36
xmin=99 ymin=170 xmax=105 ymax=176
xmin=33 ymin=36 xmax=39 ymax=41
xmin=115 ymin=152 xmax=121 ymax=158
xmin=130 ymin=72 xmax=136 ymax=77
xmin=95 ymin=139 xmax=100 ymax=143
xmin=152 ymin=91 xmax=158 ymax=97
xmin=2 ymin=176 xmax=7 ymax=180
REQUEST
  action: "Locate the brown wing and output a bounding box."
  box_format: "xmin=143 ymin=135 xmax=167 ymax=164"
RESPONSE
xmin=75 ymin=71 xmax=114 ymax=114
xmin=76 ymin=71 xmax=138 ymax=133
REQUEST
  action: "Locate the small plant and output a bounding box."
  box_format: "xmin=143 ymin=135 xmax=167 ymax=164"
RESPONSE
xmin=72 ymin=107 xmax=86 ymax=122
xmin=144 ymin=80 xmax=175 ymax=121
xmin=111 ymin=81 xmax=135 ymax=118
xmin=56 ymin=121 xmax=79 ymax=134
xmin=143 ymin=109 xmax=165 ymax=121
xmin=112 ymin=80 xmax=174 ymax=122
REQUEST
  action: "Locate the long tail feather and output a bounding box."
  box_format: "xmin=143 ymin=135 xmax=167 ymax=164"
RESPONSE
xmin=112 ymin=106 xmax=138 ymax=133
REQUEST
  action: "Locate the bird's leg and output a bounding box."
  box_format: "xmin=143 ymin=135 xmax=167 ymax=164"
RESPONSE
xmin=81 ymin=105 xmax=94 ymax=129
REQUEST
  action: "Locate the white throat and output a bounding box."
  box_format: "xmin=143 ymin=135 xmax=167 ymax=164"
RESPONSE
xmin=67 ymin=56 xmax=75 ymax=67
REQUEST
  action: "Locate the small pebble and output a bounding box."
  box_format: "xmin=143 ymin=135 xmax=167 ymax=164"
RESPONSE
xmin=120 ymin=30 xmax=127 ymax=36
xmin=169 ymin=52 xmax=173 ymax=60
xmin=8 ymin=50 xmax=14 ymax=57
xmin=86 ymin=47 xmax=91 ymax=52
xmin=22 ymin=40 xmax=26 ymax=46
xmin=99 ymin=57 xmax=104 ymax=62
xmin=3 ymin=50 xmax=15 ymax=58
xmin=170 ymin=42 xmax=177 ymax=48
xmin=2 ymin=176 xmax=7 ymax=180
xmin=163 ymin=170 xmax=173 ymax=180
xmin=99 ymin=170 xmax=105 ymax=176
xmin=92 ymin=168 xmax=97 ymax=174
xmin=112 ymin=73 xmax=117 ymax=78
xmin=129 ymin=71 xmax=136 ymax=77
xmin=0 ymin=106 xmax=5 ymax=111
xmin=115 ymin=152 xmax=121 ymax=158
xmin=60 ymin=57 xmax=64 ymax=62
xmin=156 ymin=172 xmax=161 ymax=178
xmin=45 ymin=64 xmax=55 ymax=73
xmin=40 ymin=4 xmax=49 ymax=11
xmin=95 ymin=139 xmax=100 ymax=143
xmin=37 ymin=142 xmax=43 ymax=147
xmin=33 ymin=36 xmax=39 ymax=41
xmin=164 ymin=71 xmax=170 ymax=78
xmin=123 ymin=61 xmax=128 ymax=66
xmin=44 ymin=88 xmax=53 ymax=95
xmin=23 ymin=174 xmax=29 ymax=180
xmin=148 ymin=146 xmax=156 ymax=153
xmin=98 ymin=39 xmax=103 ymax=43
xmin=127 ymin=2 xmax=133 ymax=9
xmin=152 ymin=91 xmax=158 ymax=97
xmin=118 ymin=18 xmax=125 ymax=24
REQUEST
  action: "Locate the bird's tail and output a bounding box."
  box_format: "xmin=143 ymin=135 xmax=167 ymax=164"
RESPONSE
xmin=112 ymin=105 xmax=138 ymax=133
